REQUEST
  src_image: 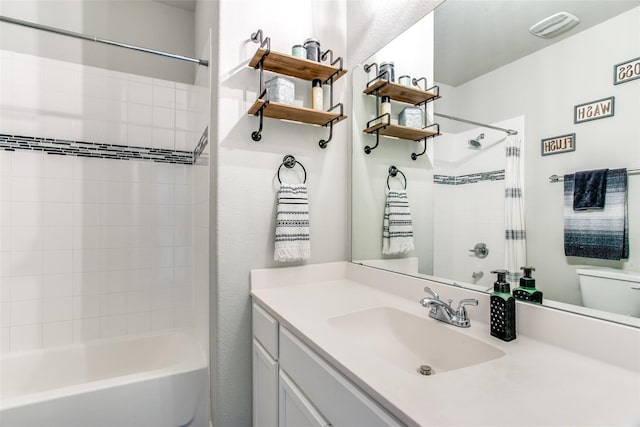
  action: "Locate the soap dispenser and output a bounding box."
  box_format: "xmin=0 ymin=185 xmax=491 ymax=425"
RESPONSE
xmin=490 ymin=269 xmax=516 ymax=342
xmin=513 ymin=266 xmax=543 ymax=304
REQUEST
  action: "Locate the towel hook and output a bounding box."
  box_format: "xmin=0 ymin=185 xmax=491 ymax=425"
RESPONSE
xmin=387 ymin=166 xmax=407 ymax=190
xmin=277 ymin=155 xmax=307 ymax=184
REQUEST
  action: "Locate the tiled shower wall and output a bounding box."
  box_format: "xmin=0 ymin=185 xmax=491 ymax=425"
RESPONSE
xmin=0 ymin=50 xmax=209 ymax=353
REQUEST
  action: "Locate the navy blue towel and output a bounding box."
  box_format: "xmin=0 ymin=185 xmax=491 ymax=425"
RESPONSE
xmin=573 ymin=169 xmax=608 ymax=210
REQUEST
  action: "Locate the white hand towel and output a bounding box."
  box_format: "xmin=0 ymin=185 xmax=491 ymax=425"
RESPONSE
xmin=274 ymin=183 xmax=311 ymax=262
xmin=382 ymin=189 xmax=415 ymax=255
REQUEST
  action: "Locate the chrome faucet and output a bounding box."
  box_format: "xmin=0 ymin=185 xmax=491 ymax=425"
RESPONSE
xmin=419 ymin=287 xmax=478 ymax=328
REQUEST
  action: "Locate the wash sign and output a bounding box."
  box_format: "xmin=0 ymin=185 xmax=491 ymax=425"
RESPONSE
xmin=574 ymin=97 xmax=615 ymax=124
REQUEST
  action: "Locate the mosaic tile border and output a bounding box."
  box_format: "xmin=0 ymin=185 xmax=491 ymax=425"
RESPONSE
xmin=434 ymin=169 xmax=505 ymax=185
xmin=1 ymin=133 xmax=195 ymax=165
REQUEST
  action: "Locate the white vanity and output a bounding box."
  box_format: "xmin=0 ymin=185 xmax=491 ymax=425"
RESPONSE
xmin=251 ymin=262 xmax=640 ymax=426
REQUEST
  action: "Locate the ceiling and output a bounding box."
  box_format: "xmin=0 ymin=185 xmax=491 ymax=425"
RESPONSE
xmin=434 ymin=0 xmax=640 ymax=86
xmin=154 ymin=0 xmax=196 ymax=12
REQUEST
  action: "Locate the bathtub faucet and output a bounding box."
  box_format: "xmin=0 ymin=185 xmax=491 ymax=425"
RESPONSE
xmin=419 ymin=287 xmax=478 ymax=328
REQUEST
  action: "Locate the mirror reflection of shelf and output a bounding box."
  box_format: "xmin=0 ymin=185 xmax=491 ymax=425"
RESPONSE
xmin=363 ymin=79 xmax=440 ymax=105
xmin=363 ymin=121 xmax=439 ymax=141
xmin=249 ymin=48 xmax=347 ymax=83
xmin=249 ymin=99 xmax=347 ymax=126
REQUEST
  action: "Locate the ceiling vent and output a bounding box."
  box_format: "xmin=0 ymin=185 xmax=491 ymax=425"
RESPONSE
xmin=529 ymin=12 xmax=580 ymax=38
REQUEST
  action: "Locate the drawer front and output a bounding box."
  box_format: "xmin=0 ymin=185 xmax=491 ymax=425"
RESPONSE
xmin=253 ymin=302 xmax=279 ymax=359
xmin=279 ymin=327 xmax=404 ymax=427
xmin=253 ymin=339 xmax=278 ymax=427
xmin=279 ymin=370 xmax=330 ymax=427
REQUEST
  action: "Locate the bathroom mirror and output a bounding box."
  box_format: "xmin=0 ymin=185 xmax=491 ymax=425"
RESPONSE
xmin=351 ymin=0 xmax=640 ymax=327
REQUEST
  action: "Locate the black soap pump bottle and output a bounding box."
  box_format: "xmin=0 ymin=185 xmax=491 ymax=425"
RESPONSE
xmin=490 ymin=270 xmax=516 ymax=342
xmin=513 ymin=266 xmax=543 ymax=304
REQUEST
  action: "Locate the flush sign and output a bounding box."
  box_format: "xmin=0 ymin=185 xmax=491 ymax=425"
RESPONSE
xmin=541 ymin=133 xmax=576 ymax=156
xmin=574 ymin=97 xmax=615 ymax=124
xmin=614 ymin=56 xmax=640 ymax=85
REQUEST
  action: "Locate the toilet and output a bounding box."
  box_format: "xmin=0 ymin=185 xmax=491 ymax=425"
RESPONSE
xmin=577 ymin=268 xmax=640 ymax=317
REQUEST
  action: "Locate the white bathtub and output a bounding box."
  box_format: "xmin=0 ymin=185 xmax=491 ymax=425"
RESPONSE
xmin=0 ymin=332 xmax=208 ymax=427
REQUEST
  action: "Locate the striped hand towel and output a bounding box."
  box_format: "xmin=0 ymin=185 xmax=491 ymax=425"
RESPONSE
xmin=382 ymin=189 xmax=415 ymax=255
xmin=274 ymin=183 xmax=310 ymax=262
xmin=564 ymin=168 xmax=628 ymax=260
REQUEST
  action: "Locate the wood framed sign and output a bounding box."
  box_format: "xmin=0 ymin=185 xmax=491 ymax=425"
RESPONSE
xmin=614 ymin=56 xmax=640 ymax=85
xmin=541 ymin=133 xmax=576 ymax=156
xmin=574 ymin=96 xmax=614 ymax=124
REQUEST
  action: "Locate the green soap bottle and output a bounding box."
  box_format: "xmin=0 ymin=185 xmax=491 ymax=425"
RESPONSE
xmin=490 ymin=269 xmax=516 ymax=342
xmin=513 ymin=266 xmax=543 ymax=304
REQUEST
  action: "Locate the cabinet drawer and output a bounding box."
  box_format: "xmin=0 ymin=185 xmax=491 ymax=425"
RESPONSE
xmin=279 ymin=370 xmax=330 ymax=427
xmin=279 ymin=327 xmax=404 ymax=427
xmin=253 ymin=302 xmax=278 ymax=359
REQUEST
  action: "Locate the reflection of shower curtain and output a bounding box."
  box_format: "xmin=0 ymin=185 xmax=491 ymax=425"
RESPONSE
xmin=505 ymin=135 xmax=526 ymax=284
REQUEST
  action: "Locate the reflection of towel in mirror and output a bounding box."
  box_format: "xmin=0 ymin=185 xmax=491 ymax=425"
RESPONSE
xmin=573 ymin=168 xmax=608 ymax=210
xmin=382 ymin=189 xmax=415 ymax=255
xmin=274 ymin=183 xmax=310 ymax=262
xmin=564 ymin=168 xmax=628 ymax=260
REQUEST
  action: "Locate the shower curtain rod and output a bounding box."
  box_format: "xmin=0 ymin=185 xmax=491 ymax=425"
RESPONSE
xmin=0 ymin=15 xmax=209 ymax=67
xmin=434 ymin=112 xmax=518 ymax=135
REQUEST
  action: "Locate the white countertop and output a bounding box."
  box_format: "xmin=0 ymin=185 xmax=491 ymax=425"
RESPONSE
xmin=251 ymin=262 xmax=640 ymax=426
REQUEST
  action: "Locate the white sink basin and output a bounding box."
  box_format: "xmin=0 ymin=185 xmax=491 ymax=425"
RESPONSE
xmin=327 ymin=306 xmax=505 ymax=375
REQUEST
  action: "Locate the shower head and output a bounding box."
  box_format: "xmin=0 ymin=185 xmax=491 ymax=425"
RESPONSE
xmin=468 ymin=133 xmax=485 ymax=149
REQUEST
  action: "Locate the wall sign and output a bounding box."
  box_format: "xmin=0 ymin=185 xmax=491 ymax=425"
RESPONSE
xmin=614 ymin=56 xmax=640 ymax=85
xmin=574 ymin=96 xmax=615 ymax=124
xmin=541 ymin=133 xmax=576 ymax=156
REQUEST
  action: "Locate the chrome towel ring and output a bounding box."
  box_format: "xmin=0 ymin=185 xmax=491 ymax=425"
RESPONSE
xmin=387 ymin=165 xmax=407 ymax=190
xmin=277 ymin=154 xmax=307 ymax=184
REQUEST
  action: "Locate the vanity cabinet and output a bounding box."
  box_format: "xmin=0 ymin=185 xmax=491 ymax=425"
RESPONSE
xmin=252 ymin=301 xmax=404 ymax=427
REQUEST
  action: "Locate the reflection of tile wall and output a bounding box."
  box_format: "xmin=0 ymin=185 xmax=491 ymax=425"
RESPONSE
xmin=0 ymin=51 xmax=208 ymax=354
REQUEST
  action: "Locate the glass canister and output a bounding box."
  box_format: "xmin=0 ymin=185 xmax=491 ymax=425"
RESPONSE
xmin=304 ymin=38 xmax=321 ymax=62
xmin=398 ymin=75 xmax=412 ymax=86
xmin=380 ymin=62 xmax=395 ymax=82
xmin=291 ymin=44 xmax=306 ymax=59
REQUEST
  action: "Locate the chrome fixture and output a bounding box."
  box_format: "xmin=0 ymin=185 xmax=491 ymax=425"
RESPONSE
xmin=472 ymin=271 xmax=484 ymax=280
xmin=420 ymin=287 xmax=478 ymax=328
xmin=469 ymin=243 xmax=489 ymax=259
xmin=0 ymin=15 xmax=209 ymax=66
xmin=434 ymin=112 xmax=518 ymax=135
xmin=529 ymin=12 xmax=580 ymax=39
xmin=468 ymin=133 xmax=484 ymax=149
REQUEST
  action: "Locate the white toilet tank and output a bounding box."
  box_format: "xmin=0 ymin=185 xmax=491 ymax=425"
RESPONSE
xmin=577 ymin=268 xmax=640 ymax=317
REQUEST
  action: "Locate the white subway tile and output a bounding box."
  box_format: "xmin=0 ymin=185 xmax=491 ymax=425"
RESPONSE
xmin=10 ymin=226 xmax=43 ymax=252
xmin=10 ymin=299 xmax=41 ymax=326
xmin=42 ymin=250 xmax=73 ymax=275
xmin=100 ymin=181 xmax=123 ymax=204
xmin=72 ymin=272 xmax=101 ymax=295
xmin=11 ymin=151 xmax=43 ymax=177
xmin=100 ymin=248 xmax=129 ymax=271
xmin=43 ymin=202 xmax=73 ymax=227
xmin=151 ymin=309 xmax=173 ymax=331
xmin=105 ymin=76 xmax=128 ymax=102
xmin=153 ymin=85 xmax=175 ymax=109
xmin=128 ymin=103 xmax=153 ymax=126
xmin=42 ymin=116 xmax=75 ymax=141
xmin=101 ymin=315 xmax=125 ymax=338
xmin=100 ymin=293 xmax=125 ymax=316
xmin=11 ymin=177 xmax=43 ymax=202
xmin=11 ymin=110 xmax=42 ymax=137
xmin=72 ymin=203 xmax=101 ymax=226
xmin=43 ymin=321 xmax=72 ymax=348
xmin=43 ymin=154 xmax=74 ymax=179
xmin=73 ymin=226 xmax=100 ymax=249
xmin=173 ymin=307 xmax=192 ymax=328
xmin=42 ymin=227 xmax=73 ymax=251
xmin=10 ymin=250 xmax=42 ymax=276
xmin=10 ymin=324 xmax=42 ymax=351
xmin=11 ymin=84 xmax=41 ymax=111
xmin=42 ymin=297 xmax=72 ymax=323
xmin=43 ymin=179 xmax=73 ymax=203
xmin=72 ymin=295 xmax=101 ymax=319
xmin=42 ymin=273 xmax=73 ymax=298
xmin=152 ymin=128 xmax=175 ymax=150
xmin=73 ymin=318 xmax=101 ymax=342
xmin=126 ymin=290 xmax=151 ymax=313
xmin=1 ymin=327 xmax=10 ymax=354
xmin=72 ymin=248 xmax=101 ymax=273
xmin=100 ymin=226 xmax=125 ymax=249
xmin=173 ymin=286 xmax=193 ymax=308
xmin=175 ymin=89 xmax=188 ymax=110
xmin=9 ymin=275 xmax=41 ymax=301
xmin=126 ymin=311 xmax=151 ymax=334
xmin=128 ymin=81 xmax=152 ymax=105
xmin=151 ymin=288 xmax=173 ymax=310
xmin=127 ymin=124 xmax=152 ymax=147
xmin=73 ymin=157 xmax=104 ymax=181
xmin=99 ymin=270 xmax=127 ymax=294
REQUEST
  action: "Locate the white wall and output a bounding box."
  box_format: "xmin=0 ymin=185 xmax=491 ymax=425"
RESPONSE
xmin=0 ymin=0 xmax=197 ymax=84
xmin=351 ymin=13 xmax=435 ymax=275
xmin=0 ymin=50 xmax=209 ymax=353
xmin=207 ymin=1 xmax=349 ymax=425
xmin=447 ymin=7 xmax=640 ymax=305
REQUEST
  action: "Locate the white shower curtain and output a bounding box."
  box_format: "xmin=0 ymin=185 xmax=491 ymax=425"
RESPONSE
xmin=505 ymin=134 xmax=526 ymax=285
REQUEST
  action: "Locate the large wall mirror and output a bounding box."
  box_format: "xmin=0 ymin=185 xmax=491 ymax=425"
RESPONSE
xmin=352 ymin=0 xmax=640 ymax=327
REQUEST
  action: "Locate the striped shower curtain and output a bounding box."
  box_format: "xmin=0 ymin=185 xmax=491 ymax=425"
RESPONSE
xmin=505 ymin=134 xmax=526 ymax=285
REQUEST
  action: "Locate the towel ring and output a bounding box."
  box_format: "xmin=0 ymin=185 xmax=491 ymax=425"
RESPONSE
xmin=387 ymin=166 xmax=407 ymax=190
xmin=277 ymin=154 xmax=307 ymax=184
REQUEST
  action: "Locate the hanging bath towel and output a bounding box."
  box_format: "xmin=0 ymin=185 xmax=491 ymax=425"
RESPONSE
xmin=564 ymin=168 xmax=628 ymax=260
xmin=382 ymin=189 xmax=415 ymax=255
xmin=274 ymin=183 xmax=311 ymax=262
xmin=504 ymin=135 xmax=527 ymax=285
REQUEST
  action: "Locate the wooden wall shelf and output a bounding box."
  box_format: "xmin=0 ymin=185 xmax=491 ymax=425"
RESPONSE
xmin=249 ymin=48 xmax=347 ymax=83
xmin=249 ymin=100 xmax=347 ymax=126
xmin=363 ymin=122 xmax=439 ymax=141
xmin=363 ymin=80 xmax=439 ymax=105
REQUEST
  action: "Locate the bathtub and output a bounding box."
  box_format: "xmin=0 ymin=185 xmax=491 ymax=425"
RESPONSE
xmin=0 ymin=332 xmax=208 ymax=427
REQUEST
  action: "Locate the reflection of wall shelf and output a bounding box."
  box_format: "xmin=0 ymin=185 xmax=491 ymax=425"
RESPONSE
xmin=249 ymin=48 xmax=347 ymax=83
xmin=363 ymin=122 xmax=439 ymax=141
xmin=248 ymin=99 xmax=346 ymax=126
xmin=363 ymin=80 xmax=440 ymax=105
xmin=247 ymin=29 xmax=347 ymax=148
